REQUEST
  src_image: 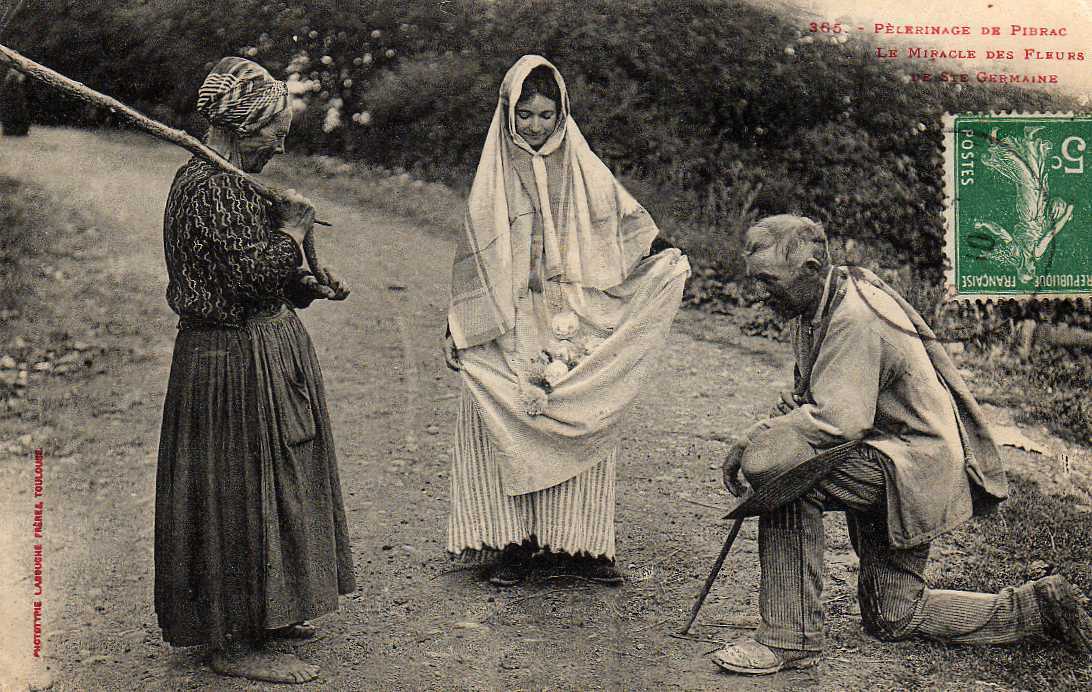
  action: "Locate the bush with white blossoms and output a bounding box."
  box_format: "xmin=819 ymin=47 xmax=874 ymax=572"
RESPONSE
xmin=230 ymin=7 xmax=434 ymax=148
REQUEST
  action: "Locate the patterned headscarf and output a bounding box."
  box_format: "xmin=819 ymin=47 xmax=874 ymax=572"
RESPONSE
xmin=196 ymin=57 xmax=288 ymax=137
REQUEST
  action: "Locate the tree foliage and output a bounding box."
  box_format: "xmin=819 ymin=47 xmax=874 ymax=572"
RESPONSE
xmin=6 ymin=1 xmax=1077 ymax=291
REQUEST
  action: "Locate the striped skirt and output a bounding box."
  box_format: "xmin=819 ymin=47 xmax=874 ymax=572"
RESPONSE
xmin=447 ymin=393 xmax=617 ymax=560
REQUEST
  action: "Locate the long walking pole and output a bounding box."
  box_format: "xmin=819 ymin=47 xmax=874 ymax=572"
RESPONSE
xmin=0 ymin=41 xmax=333 ymax=283
xmin=681 ymin=516 xmax=745 ymax=635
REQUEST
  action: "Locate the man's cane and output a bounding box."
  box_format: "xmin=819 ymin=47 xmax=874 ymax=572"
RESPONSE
xmin=681 ymin=440 xmax=861 ymax=635
xmin=0 ymin=35 xmax=335 ymax=285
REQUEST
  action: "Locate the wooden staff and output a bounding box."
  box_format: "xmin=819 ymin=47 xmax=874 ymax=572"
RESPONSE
xmin=681 ymin=516 xmax=744 ymax=635
xmin=0 ymin=41 xmax=332 ymax=285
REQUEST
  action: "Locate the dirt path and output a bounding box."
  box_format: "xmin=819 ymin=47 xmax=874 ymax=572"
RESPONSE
xmin=0 ymin=128 xmax=1084 ymax=691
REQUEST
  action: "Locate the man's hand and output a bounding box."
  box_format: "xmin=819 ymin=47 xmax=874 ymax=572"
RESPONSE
xmin=722 ymin=438 xmax=750 ymax=498
xmin=769 ymin=389 xmax=801 ymax=418
xmin=444 ymin=333 xmax=461 ymax=372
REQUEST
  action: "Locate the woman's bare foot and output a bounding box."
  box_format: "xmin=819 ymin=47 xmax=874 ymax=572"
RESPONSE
xmin=210 ymin=649 xmax=320 ymax=684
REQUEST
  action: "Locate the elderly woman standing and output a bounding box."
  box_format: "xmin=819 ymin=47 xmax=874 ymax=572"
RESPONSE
xmin=445 ymin=55 xmax=689 ymax=586
xmin=154 ymin=57 xmax=354 ymax=684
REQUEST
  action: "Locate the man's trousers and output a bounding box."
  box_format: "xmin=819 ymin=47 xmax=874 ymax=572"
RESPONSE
xmin=755 ymin=445 xmax=1043 ymax=652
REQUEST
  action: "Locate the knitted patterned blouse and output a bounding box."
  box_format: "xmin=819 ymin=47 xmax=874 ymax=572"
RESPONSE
xmin=163 ymin=157 xmax=311 ymax=325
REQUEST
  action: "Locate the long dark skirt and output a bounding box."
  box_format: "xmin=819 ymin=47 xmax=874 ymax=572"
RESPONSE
xmin=154 ymin=307 xmax=355 ymax=648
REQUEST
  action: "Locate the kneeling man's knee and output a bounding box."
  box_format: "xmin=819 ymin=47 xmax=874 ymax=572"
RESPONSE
xmin=861 ymin=606 xmax=919 ymax=642
xmin=858 ymin=578 xmax=924 ymax=642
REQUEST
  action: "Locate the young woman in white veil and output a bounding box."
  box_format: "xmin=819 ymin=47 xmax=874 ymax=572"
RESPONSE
xmin=445 ymin=55 xmax=689 ymax=586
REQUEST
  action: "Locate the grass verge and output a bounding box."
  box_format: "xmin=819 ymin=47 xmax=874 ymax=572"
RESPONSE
xmin=892 ymin=475 xmax=1091 ymax=690
xmin=963 ymin=342 xmax=1092 ymax=448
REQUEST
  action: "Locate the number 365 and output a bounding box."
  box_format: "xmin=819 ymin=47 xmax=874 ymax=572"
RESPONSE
xmin=1051 ymin=136 xmax=1086 ymax=174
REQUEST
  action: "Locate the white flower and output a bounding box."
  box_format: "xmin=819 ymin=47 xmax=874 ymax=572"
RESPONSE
xmin=370 ymin=29 xmax=382 ymax=39
xmin=321 ymin=55 xmax=334 ymax=66
xmin=527 ymin=357 xmax=547 ymax=379
xmin=551 ymin=311 xmax=580 ymax=339
xmin=520 ymin=384 xmax=548 ymax=417
xmin=544 ymin=360 xmax=570 ymax=387
xmin=545 ymin=338 xmax=577 ymax=364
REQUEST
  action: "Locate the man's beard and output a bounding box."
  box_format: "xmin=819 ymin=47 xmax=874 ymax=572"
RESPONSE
xmin=764 ymin=293 xmax=806 ymax=319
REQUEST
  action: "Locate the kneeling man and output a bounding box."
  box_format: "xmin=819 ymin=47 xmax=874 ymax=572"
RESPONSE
xmin=714 ymin=214 xmax=1091 ymax=675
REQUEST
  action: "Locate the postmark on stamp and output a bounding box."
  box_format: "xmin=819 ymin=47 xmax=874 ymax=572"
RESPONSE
xmin=944 ymin=113 xmax=1091 ymax=301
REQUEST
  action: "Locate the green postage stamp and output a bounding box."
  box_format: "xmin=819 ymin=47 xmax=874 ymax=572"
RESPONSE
xmin=944 ymin=113 xmax=1091 ymax=301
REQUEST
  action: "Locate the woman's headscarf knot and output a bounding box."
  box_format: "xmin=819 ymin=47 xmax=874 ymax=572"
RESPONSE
xmin=196 ymin=57 xmax=288 ymax=137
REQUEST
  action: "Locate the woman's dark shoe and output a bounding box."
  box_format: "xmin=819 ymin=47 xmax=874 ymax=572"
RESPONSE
xmin=489 ymin=545 xmax=529 ymax=587
xmin=489 ymin=560 xmax=525 ymax=587
xmin=582 ymin=557 xmax=623 ymax=586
